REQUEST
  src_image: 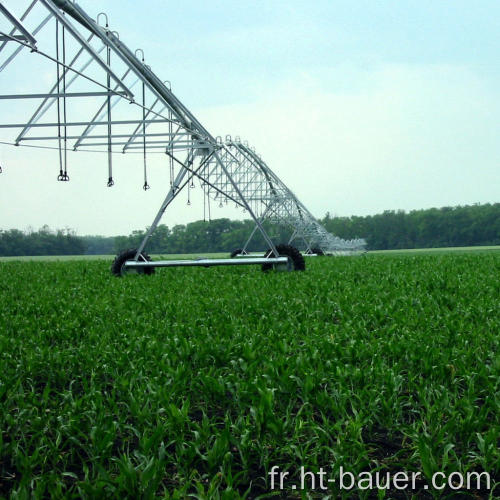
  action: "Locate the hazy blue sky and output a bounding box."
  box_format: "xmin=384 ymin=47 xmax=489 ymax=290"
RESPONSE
xmin=0 ymin=0 xmax=498 ymax=235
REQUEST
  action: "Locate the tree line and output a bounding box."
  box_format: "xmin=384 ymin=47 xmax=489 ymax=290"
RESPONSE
xmin=0 ymin=226 xmax=85 ymax=256
xmin=321 ymin=203 xmax=499 ymax=250
xmin=0 ymin=203 xmax=498 ymax=256
xmin=101 ymin=219 xmax=291 ymax=255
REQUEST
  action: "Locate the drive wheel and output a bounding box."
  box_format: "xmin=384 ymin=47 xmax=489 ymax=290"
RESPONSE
xmin=111 ymin=248 xmax=155 ymax=277
xmin=311 ymin=247 xmax=324 ymax=256
xmin=230 ymin=248 xmax=243 ymax=258
xmin=261 ymin=244 xmax=305 ymax=272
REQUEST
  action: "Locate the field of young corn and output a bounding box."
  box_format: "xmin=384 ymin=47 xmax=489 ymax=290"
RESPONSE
xmin=0 ymin=252 xmax=499 ymax=498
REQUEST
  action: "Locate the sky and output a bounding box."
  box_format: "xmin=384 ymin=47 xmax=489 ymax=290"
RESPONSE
xmin=0 ymin=0 xmax=499 ymax=236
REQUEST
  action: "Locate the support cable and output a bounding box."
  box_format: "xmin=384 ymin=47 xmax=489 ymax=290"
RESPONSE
xmin=0 ymin=140 xmax=180 ymax=155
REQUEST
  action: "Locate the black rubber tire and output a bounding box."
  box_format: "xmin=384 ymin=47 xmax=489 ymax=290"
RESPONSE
xmin=311 ymin=247 xmax=325 ymax=256
xmin=111 ymin=248 xmax=155 ymax=277
xmin=261 ymin=244 xmax=305 ymax=272
xmin=230 ymin=248 xmax=243 ymax=258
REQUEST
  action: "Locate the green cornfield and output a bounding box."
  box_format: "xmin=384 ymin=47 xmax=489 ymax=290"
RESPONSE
xmin=0 ymin=252 xmax=499 ymax=498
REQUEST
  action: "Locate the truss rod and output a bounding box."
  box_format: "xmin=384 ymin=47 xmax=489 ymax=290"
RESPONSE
xmin=0 ymin=92 xmax=127 ymax=99
xmin=76 ymin=140 xmax=205 ymax=147
xmin=0 ymin=0 xmax=38 ymax=55
xmin=0 ymin=35 xmax=32 ymax=42
xmin=0 ymin=14 xmax=51 ymax=72
xmin=0 ymin=4 xmax=37 ymax=48
xmin=0 ymin=119 xmax=176 ymax=129
xmin=19 ymin=133 xmax=181 ymax=141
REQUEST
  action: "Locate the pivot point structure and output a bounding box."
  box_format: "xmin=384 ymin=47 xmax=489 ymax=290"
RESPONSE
xmin=0 ymin=0 xmax=366 ymax=274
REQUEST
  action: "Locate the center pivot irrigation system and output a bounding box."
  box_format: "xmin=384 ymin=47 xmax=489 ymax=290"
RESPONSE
xmin=0 ymin=0 xmax=366 ymax=275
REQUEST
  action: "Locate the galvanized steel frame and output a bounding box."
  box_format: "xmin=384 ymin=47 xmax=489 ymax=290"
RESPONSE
xmin=0 ymin=0 xmax=365 ymax=262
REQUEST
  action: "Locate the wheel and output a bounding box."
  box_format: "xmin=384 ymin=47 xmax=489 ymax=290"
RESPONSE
xmin=261 ymin=244 xmax=305 ymax=272
xmin=111 ymin=248 xmax=155 ymax=277
xmin=111 ymin=248 xmax=155 ymax=276
xmin=230 ymin=248 xmax=243 ymax=258
xmin=311 ymin=247 xmax=324 ymax=256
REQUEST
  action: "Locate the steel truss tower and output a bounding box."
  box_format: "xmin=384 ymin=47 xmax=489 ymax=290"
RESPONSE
xmin=0 ymin=0 xmax=366 ymax=273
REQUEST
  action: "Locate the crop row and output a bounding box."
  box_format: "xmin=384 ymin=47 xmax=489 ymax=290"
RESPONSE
xmin=0 ymin=253 xmax=498 ymax=498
